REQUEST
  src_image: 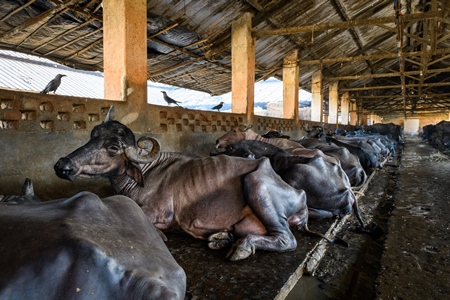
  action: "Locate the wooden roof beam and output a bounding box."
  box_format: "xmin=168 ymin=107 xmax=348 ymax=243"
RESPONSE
xmin=300 ymin=51 xmax=422 ymax=65
xmin=341 ymin=81 xmax=450 ymax=91
xmin=428 ymin=52 xmax=450 ymax=66
xmin=31 ymin=15 xmax=95 ymax=54
xmin=254 ymin=11 xmax=442 ymax=37
xmin=331 ymin=67 xmax=450 ymax=81
xmin=437 ymin=31 xmax=450 ymax=45
xmin=358 ymin=92 xmax=450 ymax=99
xmin=331 ymin=0 xmax=373 ymax=72
xmin=15 ymin=8 xmax=69 ymax=49
xmin=0 ymin=0 xmax=36 ymax=23
xmin=67 ymin=38 xmax=102 ymax=60
xmin=0 ymin=0 xmax=80 ymax=41
xmin=376 ymin=24 xmax=428 ymax=43
xmin=412 ymin=0 xmax=438 ymax=104
xmin=44 ymin=27 xmax=102 ymax=56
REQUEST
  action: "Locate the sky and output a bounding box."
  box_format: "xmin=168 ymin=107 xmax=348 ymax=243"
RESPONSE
xmin=0 ymin=50 xmax=311 ymax=115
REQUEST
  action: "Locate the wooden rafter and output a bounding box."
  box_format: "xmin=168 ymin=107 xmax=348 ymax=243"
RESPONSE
xmin=44 ymin=27 xmax=102 ymax=56
xmin=254 ymin=11 xmax=442 ymax=37
xmin=0 ymin=0 xmax=36 ymax=23
xmin=331 ymin=67 xmax=450 ymax=81
xmin=331 ymin=0 xmax=373 ymax=72
xmin=15 ymin=8 xmax=70 ymax=49
xmin=342 ymin=81 xmax=450 ymax=91
xmin=0 ymin=0 xmax=80 ymax=41
xmin=32 ymin=19 xmax=99 ymax=54
xmin=67 ymin=38 xmax=102 ymax=60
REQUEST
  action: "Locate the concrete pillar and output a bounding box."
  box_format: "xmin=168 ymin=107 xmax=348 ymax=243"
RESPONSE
xmin=349 ymin=100 xmax=357 ymax=125
xmin=341 ymin=92 xmax=349 ymax=125
xmin=328 ymin=81 xmax=338 ymax=125
xmin=356 ymin=99 xmax=363 ymax=126
xmin=282 ymin=50 xmax=299 ymax=120
xmin=103 ymin=0 xmax=147 ymax=110
xmin=311 ymin=70 xmax=323 ymax=122
xmin=231 ymin=13 xmax=255 ymax=124
xmin=359 ymin=114 xmax=367 ymax=126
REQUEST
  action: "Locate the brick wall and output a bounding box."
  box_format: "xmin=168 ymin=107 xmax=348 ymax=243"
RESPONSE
xmin=0 ymin=88 xmax=329 ymax=200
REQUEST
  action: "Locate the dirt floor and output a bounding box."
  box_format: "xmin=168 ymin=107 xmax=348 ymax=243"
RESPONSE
xmin=287 ymin=136 xmax=450 ymax=300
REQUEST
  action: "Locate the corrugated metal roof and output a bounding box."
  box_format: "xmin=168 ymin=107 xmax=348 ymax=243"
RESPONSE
xmin=0 ymin=50 xmax=104 ymax=98
xmin=0 ymin=50 xmax=310 ymax=114
xmin=0 ymin=1 xmax=448 ymax=116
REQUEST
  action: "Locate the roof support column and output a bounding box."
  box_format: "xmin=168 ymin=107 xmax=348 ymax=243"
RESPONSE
xmin=311 ymin=69 xmax=323 ymax=122
xmin=283 ymin=50 xmax=299 ymax=121
xmin=231 ymin=12 xmax=255 ymax=124
xmin=341 ymin=92 xmax=349 ymax=125
xmin=328 ymin=81 xmax=339 ymax=125
xmin=103 ymin=0 xmax=147 ymax=110
xmin=356 ymin=99 xmax=363 ymax=126
xmin=360 ymin=114 xmax=368 ymax=126
xmin=349 ymin=100 xmax=357 ymax=126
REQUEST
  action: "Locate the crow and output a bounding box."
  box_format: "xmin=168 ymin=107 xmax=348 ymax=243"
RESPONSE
xmin=40 ymin=74 xmax=66 ymax=94
xmin=161 ymin=91 xmax=182 ymax=106
xmin=211 ymin=101 xmax=224 ymax=112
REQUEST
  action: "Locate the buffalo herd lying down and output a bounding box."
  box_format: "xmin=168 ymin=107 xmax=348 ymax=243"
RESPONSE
xmin=422 ymin=120 xmax=450 ymax=151
xmin=1 ymin=106 xmax=400 ymax=299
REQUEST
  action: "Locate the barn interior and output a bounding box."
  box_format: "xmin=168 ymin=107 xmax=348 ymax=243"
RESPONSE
xmin=0 ymin=0 xmax=450 ymax=299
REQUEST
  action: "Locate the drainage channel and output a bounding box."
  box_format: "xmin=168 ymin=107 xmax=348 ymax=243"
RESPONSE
xmin=284 ymin=148 xmax=402 ymax=300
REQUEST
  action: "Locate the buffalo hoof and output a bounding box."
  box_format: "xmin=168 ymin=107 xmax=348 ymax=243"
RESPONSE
xmin=226 ymin=238 xmax=256 ymax=261
xmin=332 ymin=237 xmax=349 ymax=247
xmin=208 ymin=232 xmax=234 ymax=250
xmin=352 ymin=222 xmax=384 ymax=237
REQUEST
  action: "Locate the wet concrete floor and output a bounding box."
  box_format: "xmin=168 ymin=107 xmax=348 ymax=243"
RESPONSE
xmin=287 ymin=136 xmax=450 ymax=300
xmin=376 ymin=136 xmax=450 ymax=299
xmin=165 ymin=136 xmax=450 ymax=299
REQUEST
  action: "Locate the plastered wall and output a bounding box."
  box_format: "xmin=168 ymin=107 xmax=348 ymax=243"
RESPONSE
xmin=0 ymin=88 xmax=328 ymax=200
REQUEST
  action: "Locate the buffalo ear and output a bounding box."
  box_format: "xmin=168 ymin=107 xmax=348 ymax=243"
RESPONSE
xmin=126 ymin=161 xmax=144 ymax=187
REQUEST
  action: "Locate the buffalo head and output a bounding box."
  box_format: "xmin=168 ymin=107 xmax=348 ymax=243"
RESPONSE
xmin=54 ymin=106 xmax=160 ymax=186
xmin=215 ymin=124 xmax=253 ymax=149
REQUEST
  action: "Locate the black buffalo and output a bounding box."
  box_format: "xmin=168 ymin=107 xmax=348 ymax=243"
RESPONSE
xmin=325 ymin=136 xmax=381 ymax=171
xmin=222 ymin=140 xmax=368 ymax=230
xmin=54 ymin=107 xmax=343 ymax=261
xmin=0 ymin=191 xmax=186 ymax=299
xmin=297 ymin=138 xmax=368 ymax=188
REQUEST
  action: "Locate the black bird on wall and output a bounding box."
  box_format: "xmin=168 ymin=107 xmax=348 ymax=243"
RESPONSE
xmin=40 ymin=74 xmax=66 ymax=94
xmin=211 ymin=101 xmax=224 ymax=112
xmin=161 ymin=91 xmax=182 ymax=106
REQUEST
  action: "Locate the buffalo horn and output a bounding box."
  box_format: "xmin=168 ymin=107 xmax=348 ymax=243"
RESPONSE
xmin=124 ymin=136 xmax=161 ymax=164
xmin=238 ymin=124 xmax=252 ymax=132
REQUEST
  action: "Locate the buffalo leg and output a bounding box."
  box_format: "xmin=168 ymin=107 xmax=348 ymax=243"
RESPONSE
xmin=227 ymin=160 xmax=307 ymax=261
xmin=307 ymin=208 xmax=336 ymax=219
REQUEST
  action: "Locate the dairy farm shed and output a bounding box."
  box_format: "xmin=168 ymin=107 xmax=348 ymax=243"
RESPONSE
xmin=0 ymin=1 xmax=449 ymax=299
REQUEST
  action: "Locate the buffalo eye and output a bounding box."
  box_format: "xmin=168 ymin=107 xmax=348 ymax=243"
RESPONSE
xmin=106 ymin=144 xmax=121 ymax=155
